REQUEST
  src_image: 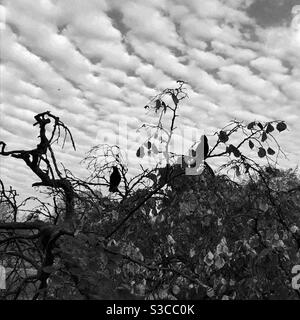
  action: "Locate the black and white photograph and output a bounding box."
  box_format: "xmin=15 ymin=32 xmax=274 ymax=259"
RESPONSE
xmin=0 ymin=0 xmax=300 ymax=308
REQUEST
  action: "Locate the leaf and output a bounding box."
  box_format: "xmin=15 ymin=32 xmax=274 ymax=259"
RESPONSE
xmin=216 ymin=238 xmax=229 ymax=255
xmin=167 ymin=234 xmax=176 ymax=245
xmin=161 ymin=101 xmax=167 ymax=113
xmin=207 ymin=288 xmax=215 ymax=298
xmin=247 ymin=122 xmax=255 ymax=130
xmin=214 ymin=255 xmax=225 ymax=270
xmin=171 ymin=93 xmax=179 ymax=106
xmin=146 ymin=141 xmax=152 ymax=149
xmin=261 ymin=132 xmax=267 ymax=142
xmin=136 ymin=146 xmax=145 ymax=158
xmin=233 ymin=148 xmax=241 ymax=158
xmin=266 ymin=123 xmax=274 ymax=133
xmin=267 ymin=147 xmax=275 ymax=155
xmin=249 ymin=140 xmax=254 ymax=149
xmin=257 ymin=122 xmax=263 ymax=130
xmin=258 ymin=147 xmax=266 ymax=158
xmin=204 ymin=251 xmax=214 ymax=266
xmin=226 ymin=144 xmax=235 ymax=155
xmin=276 ymin=122 xmax=287 ymax=132
xmin=190 ymin=248 xmax=196 ymax=258
xmin=244 ymin=163 xmax=251 ymax=173
xmin=219 ymin=130 xmax=229 ymax=143
xmin=155 ymin=99 xmax=161 ymax=109
xmin=172 ymin=285 xmax=181 ymax=295
xmin=147 ymin=173 xmax=157 ymax=184
xmin=235 ymin=166 xmax=241 ymax=177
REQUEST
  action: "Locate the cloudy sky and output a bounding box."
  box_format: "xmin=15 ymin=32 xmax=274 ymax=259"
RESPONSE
xmin=1 ymin=0 xmax=300 ymax=200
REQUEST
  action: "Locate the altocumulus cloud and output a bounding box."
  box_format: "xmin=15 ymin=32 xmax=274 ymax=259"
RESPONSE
xmin=0 ymin=0 xmax=300 ymax=200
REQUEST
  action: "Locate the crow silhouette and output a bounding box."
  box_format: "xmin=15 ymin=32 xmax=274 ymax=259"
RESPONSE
xmin=109 ymin=166 xmax=121 ymax=192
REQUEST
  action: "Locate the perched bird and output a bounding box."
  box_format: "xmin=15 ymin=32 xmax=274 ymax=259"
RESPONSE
xmin=109 ymin=166 xmax=121 ymax=192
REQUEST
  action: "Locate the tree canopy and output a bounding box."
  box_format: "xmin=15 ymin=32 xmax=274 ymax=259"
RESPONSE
xmin=0 ymin=82 xmax=299 ymax=300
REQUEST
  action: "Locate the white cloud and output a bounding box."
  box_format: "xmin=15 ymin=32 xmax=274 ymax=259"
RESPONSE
xmin=0 ymin=0 xmax=299 ymax=201
xmin=187 ymin=48 xmax=228 ymax=70
xmin=218 ymin=64 xmax=282 ymax=100
xmin=250 ymin=56 xmax=288 ymax=74
xmin=282 ymin=81 xmax=300 ymax=101
xmin=212 ymin=40 xmax=258 ymax=62
xmin=121 ymin=2 xmax=182 ymax=48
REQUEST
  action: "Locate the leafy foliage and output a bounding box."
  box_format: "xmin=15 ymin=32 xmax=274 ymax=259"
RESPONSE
xmin=0 ymin=83 xmax=299 ymax=300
